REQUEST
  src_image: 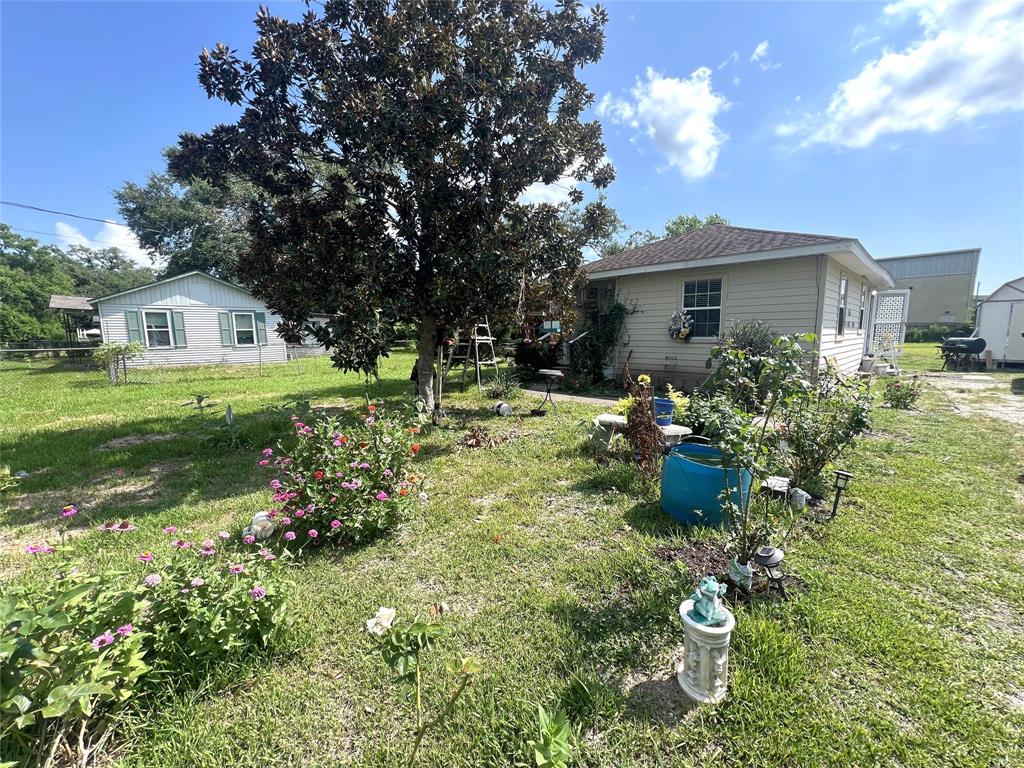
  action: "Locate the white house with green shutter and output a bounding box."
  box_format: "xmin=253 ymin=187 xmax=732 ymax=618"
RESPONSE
xmin=91 ymin=271 xmax=291 ymax=366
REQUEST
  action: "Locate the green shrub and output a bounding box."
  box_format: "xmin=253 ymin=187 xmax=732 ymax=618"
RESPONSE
xmin=882 ymin=376 xmax=922 ymax=409
xmin=781 ymin=370 xmax=873 ymax=497
xmin=904 ymin=323 xmax=972 ymax=343
xmin=569 ymin=301 xmax=629 ymax=383
xmin=260 ymin=403 xmax=422 ymax=547
xmin=484 ymin=368 xmax=521 ymax=399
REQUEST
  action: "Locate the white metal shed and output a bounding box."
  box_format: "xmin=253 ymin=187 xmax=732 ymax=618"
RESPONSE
xmin=975 ymin=276 xmax=1024 ymax=365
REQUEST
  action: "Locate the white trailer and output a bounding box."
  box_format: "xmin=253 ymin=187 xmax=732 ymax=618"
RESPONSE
xmin=976 ymin=276 xmax=1024 ymax=365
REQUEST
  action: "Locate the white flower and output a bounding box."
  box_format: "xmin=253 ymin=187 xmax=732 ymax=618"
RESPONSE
xmin=365 ymin=606 xmax=397 ymax=636
xmin=418 ymin=492 xmax=429 ymax=502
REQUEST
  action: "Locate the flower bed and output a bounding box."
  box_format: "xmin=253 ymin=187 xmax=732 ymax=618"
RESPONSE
xmin=258 ymin=404 xmax=422 ymax=547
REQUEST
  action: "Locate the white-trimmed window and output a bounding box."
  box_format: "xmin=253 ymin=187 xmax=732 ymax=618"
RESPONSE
xmin=143 ymin=310 xmax=172 ymax=348
xmin=837 ymin=274 xmax=849 ymax=335
xmin=233 ymin=312 xmax=256 ymax=346
xmin=682 ymin=278 xmax=723 ymax=338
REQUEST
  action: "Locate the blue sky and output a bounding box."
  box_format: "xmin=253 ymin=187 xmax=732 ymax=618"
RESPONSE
xmin=2 ymin=0 xmax=1021 ymax=292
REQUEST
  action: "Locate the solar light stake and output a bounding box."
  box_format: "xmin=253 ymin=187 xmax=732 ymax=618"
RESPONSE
xmin=752 ymin=546 xmax=787 ymax=598
xmin=830 ymin=470 xmax=853 ymax=520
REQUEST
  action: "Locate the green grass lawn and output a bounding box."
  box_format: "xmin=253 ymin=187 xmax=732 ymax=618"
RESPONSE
xmin=2 ymin=353 xmax=1022 ymax=767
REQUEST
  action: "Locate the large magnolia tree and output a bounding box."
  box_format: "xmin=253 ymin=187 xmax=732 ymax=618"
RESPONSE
xmin=170 ymin=0 xmax=614 ymax=411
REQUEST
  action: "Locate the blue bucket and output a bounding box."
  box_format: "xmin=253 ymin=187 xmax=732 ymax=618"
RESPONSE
xmin=660 ymin=443 xmax=752 ymax=528
xmin=653 ymin=397 xmax=675 ymax=427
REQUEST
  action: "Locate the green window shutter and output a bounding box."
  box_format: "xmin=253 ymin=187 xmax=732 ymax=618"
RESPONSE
xmin=218 ymin=312 xmax=233 ymax=346
xmin=171 ymin=311 xmax=187 ymax=347
xmin=254 ymin=312 xmax=268 ymax=345
xmin=125 ymin=311 xmax=142 ymax=343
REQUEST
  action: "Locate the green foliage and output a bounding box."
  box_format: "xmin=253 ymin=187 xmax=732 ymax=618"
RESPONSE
xmin=0 ymin=224 xmax=75 ymax=343
xmin=624 ymin=374 xmax=662 ymax=475
xmin=1 ymin=543 xmax=290 ymax=766
xmin=484 ymin=368 xmax=521 ymax=400
xmin=664 ymin=383 xmax=689 ymax=423
xmin=58 ymin=245 xmax=154 ymax=299
xmin=882 ymin=376 xmax=923 ymax=409
xmin=664 ymin=212 xmax=729 ymax=238
xmin=115 ymin=165 xmax=252 ymax=279
xmin=780 ymin=370 xmax=873 ymax=497
xmin=569 ymin=302 xmax=629 ymax=383
xmin=261 ymin=404 xmax=421 ymax=547
xmin=904 ymin=323 xmax=973 ymax=343
xmin=170 ymin=1 xmax=614 ymax=409
xmin=706 ymin=329 xmax=813 ymax=413
xmin=528 ymin=705 xmax=576 ymax=768
xmin=94 ymin=340 xmax=144 ymax=369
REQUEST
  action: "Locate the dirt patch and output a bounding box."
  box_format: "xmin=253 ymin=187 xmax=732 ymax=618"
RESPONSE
xmin=98 ymin=433 xmax=180 ymax=451
xmin=623 ymin=647 xmax=697 ymax=725
xmin=655 ymin=541 xmax=731 ymax=579
xmin=923 ymin=373 xmax=1024 ymax=425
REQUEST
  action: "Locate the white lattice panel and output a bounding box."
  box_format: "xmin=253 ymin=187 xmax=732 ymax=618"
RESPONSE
xmin=871 ymin=291 xmax=909 ymax=354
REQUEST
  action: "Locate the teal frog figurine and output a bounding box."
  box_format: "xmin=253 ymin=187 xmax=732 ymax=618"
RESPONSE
xmin=688 ymin=575 xmax=729 ymax=626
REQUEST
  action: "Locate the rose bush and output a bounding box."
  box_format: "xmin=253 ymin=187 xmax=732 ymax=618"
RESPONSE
xmin=258 ymin=403 xmax=422 ymax=547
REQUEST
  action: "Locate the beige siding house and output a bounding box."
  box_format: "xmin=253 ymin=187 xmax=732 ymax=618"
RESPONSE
xmin=583 ymin=225 xmax=895 ymax=387
xmin=93 ymin=271 xmax=291 ymax=367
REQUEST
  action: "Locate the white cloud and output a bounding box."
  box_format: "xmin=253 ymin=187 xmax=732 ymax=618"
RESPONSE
xmin=718 ymin=51 xmax=739 ymax=70
xmin=852 ymin=35 xmax=881 ymax=52
xmin=55 ymin=221 xmax=153 ymax=266
xmin=777 ymin=0 xmax=1024 ymax=148
xmin=750 ymin=40 xmax=781 ymax=70
xmin=597 ymin=67 xmax=729 ymax=181
xmin=519 ymin=156 xmax=612 ymax=205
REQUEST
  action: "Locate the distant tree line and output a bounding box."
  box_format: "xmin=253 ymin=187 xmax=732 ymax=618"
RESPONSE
xmin=0 ymin=224 xmax=155 ymax=344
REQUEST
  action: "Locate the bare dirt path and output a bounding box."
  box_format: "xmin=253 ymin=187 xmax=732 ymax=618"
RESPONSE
xmin=921 ymin=371 xmax=1024 ymax=425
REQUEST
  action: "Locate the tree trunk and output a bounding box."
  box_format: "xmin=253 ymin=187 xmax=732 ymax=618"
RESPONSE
xmin=417 ymin=316 xmax=437 ymax=412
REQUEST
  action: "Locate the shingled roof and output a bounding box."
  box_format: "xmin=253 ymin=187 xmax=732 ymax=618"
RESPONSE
xmin=585 ymin=224 xmax=852 ymax=275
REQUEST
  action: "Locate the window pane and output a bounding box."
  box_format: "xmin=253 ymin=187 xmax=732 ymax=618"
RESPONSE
xmin=148 ymin=330 xmax=170 ymax=346
xmin=144 ymin=312 xmax=168 ymax=329
xmin=236 ymin=329 xmax=255 ymax=345
xmin=684 ymin=281 xmax=696 ymax=295
xmin=708 ymin=291 xmax=721 ymax=307
xmin=708 ymin=279 xmax=722 ymax=293
xmin=235 ymin=314 xmax=254 ymax=330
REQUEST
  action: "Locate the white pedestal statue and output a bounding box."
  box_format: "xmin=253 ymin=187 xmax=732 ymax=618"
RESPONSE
xmin=676 ymin=598 xmax=735 ymax=704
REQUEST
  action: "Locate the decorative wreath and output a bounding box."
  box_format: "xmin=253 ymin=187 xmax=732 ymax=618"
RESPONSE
xmin=668 ymin=311 xmax=694 ymax=342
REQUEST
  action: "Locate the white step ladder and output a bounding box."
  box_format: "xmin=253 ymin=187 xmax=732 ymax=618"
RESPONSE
xmin=444 ymin=318 xmax=500 ymax=391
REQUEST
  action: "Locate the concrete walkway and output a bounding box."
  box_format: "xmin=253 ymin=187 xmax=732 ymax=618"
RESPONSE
xmin=523 ymin=385 xmax=619 ymax=408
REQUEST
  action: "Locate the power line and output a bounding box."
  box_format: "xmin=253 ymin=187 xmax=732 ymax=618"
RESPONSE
xmin=0 ymin=200 xmax=130 ymax=227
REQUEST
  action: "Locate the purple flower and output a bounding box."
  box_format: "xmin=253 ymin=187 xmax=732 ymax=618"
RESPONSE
xmin=190 ymin=577 xmax=205 ymax=587
xmin=61 ymin=504 xmax=79 ymax=518
xmin=384 ymin=469 xmax=394 ymax=478
xmin=91 ymin=631 xmax=115 ymax=650
xmin=201 ymin=539 xmax=215 ymax=549
xmin=243 ymin=534 xmax=256 ymax=544
xmin=308 ymin=529 xmax=318 ymax=539
xmin=172 ymin=539 xmax=193 ymax=549
xmin=198 ymin=547 xmax=216 ymax=557
xmin=258 ymin=460 xmax=270 ymax=467
xmin=228 ymin=563 xmax=245 ymax=574
xmin=117 ymin=624 xmax=133 ymax=636
xmin=283 ymin=531 xmax=296 ymax=541
xmin=250 ymin=585 xmax=267 ymax=600
xmin=330 ymin=519 xmax=341 ymax=530
xmin=218 ymin=531 xmax=230 ymax=540
xmin=163 ymin=525 xmax=178 ymax=534
xmin=333 ymin=439 xmax=343 ymax=447
xmin=359 ymin=462 xmax=371 ymax=470
xmin=137 ymin=552 xmax=154 ymax=563
xmin=144 ymin=573 xmax=162 ymax=587
xmin=281 ymin=517 xmax=292 ymax=526
xmin=376 ymin=492 xmax=389 ymax=501
xmin=261 ymin=448 xmax=274 ymax=457
xmin=269 ymin=479 xmax=282 ymax=490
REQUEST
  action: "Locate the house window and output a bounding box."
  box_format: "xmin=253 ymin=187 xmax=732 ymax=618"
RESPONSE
xmin=837 ymin=275 xmax=849 ymax=336
xmin=233 ymin=312 xmax=256 ymax=346
xmin=144 ymin=311 xmax=172 ymax=348
xmin=683 ymin=278 xmax=723 ymax=338
xmin=858 ymin=283 xmax=867 ymax=330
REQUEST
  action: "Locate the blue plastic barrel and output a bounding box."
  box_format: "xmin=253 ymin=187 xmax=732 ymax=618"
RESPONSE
xmin=660 ymin=443 xmax=752 ymax=528
xmin=653 ymin=397 xmax=675 ymax=427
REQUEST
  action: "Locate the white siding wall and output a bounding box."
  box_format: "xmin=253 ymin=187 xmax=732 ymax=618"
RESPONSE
xmin=607 ymin=255 xmax=821 ymax=386
xmin=96 ymin=274 xmax=288 ymax=366
xmin=817 ymin=256 xmax=868 ymax=374
xmin=977 ymin=277 xmax=1024 ymax=361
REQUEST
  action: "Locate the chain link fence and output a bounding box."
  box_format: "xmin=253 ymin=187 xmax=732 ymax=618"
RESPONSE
xmin=0 ymin=346 xmax=342 ymax=385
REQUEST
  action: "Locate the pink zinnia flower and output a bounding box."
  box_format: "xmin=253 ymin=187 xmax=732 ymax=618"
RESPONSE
xmin=333 ymin=439 xmax=342 ymax=447
xmin=172 ymin=539 xmax=193 ymax=549
xmin=308 ymin=529 xmax=318 ymax=538
xmin=359 ymin=462 xmax=371 ymax=470
xmin=61 ymin=504 xmax=79 ymax=518
xmin=376 ymin=491 xmax=389 ymax=501
xmin=269 ymin=479 xmax=282 ymax=490
xmin=261 ymin=448 xmax=274 ymax=457
xmin=295 ymin=510 xmax=305 ymax=518
xmin=201 ymin=539 xmax=215 ymax=549
xmin=163 ymin=525 xmax=178 ymax=534
xmin=91 ymin=631 xmax=115 ymax=650
xmin=218 ymin=531 xmax=230 ymax=540
xmin=137 ymin=552 xmax=154 ymax=563
xmin=243 ymin=534 xmax=256 ymax=544
xmin=258 ymin=460 xmax=270 ymax=466
xmin=283 ymin=531 xmax=296 ymax=541
xmin=281 ymin=517 xmax=292 ymax=526
xmin=24 ymin=543 xmax=43 ymax=554
xmin=228 ymin=563 xmax=245 ymax=575
xmin=144 ymin=573 xmax=162 ymax=587
xmin=198 ymin=547 xmax=216 ymax=557
xmin=117 ymin=624 xmax=133 ymax=636
xmin=190 ymin=577 xmax=205 ymax=587
xmin=330 ymin=519 xmax=341 ymax=529
xmin=250 ymin=585 xmax=267 ymax=600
